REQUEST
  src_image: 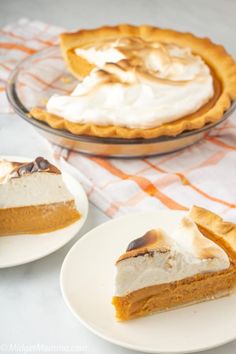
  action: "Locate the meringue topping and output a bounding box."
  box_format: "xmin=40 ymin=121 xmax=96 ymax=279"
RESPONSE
xmin=47 ymin=36 xmax=214 ymax=129
xmin=114 ymin=215 xmax=230 ymax=296
xmin=75 ymin=37 xmax=208 ymax=83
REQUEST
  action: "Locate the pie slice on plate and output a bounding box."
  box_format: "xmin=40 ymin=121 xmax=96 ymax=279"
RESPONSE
xmin=0 ymin=157 xmax=81 ymax=236
xmin=112 ymin=206 xmax=236 ymax=321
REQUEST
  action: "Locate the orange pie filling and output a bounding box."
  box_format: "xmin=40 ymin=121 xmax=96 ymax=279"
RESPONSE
xmin=112 ymin=268 xmax=236 ymax=321
xmin=0 ymin=201 xmax=80 ymax=236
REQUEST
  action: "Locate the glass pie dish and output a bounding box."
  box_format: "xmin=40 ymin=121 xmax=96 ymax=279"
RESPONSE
xmin=7 ymin=46 xmax=236 ymax=158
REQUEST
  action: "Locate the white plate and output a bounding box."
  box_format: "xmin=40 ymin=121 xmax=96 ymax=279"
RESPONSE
xmin=0 ymin=155 xmax=88 ymax=268
xmin=61 ymin=210 xmax=236 ymax=354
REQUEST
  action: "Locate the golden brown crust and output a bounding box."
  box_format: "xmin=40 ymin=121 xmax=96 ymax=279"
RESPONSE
xmin=189 ymin=206 xmax=236 ymax=260
xmin=31 ymin=24 xmax=236 ymax=139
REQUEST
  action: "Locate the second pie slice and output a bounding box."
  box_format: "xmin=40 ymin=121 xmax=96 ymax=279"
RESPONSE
xmin=112 ymin=206 xmax=236 ymax=321
xmin=0 ymin=157 xmax=81 ymax=235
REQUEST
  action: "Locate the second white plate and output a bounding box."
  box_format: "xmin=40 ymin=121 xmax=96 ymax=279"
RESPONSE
xmin=0 ymin=155 xmax=88 ymax=268
xmin=61 ymin=210 xmax=236 ymax=353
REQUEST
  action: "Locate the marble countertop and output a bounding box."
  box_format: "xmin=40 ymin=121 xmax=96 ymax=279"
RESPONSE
xmin=1 ymin=1 xmax=236 ymax=353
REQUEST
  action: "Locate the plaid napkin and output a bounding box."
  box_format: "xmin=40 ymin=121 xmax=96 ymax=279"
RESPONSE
xmin=1 ymin=19 xmax=236 ymax=220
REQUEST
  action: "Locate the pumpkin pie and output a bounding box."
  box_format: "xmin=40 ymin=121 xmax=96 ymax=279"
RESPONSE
xmin=30 ymin=25 xmax=236 ymax=139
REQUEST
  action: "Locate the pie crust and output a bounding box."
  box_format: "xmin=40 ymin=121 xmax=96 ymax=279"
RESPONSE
xmin=30 ymin=25 xmax=236 ymax=139
xmin=112 ymin=206 xmax=236 ymax=321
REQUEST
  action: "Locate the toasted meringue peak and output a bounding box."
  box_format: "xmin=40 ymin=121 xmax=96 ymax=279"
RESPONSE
xmin=172 ymin=216 xmax=228 ymax=261
xmin=75 ymin=37 xmax=210 ymax=84
xmin=117 ymin=229 xmax=170 ymax=263
xmin=0 ymin=157 xmax=60 ymax=184
xmin=114 ymin=213 xmax=230 ymax=296
xmin=126 ymin=229 xmax=167 ymax=251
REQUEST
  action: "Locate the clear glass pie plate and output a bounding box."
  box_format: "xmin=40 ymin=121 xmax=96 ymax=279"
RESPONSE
xmin=7 ymin=46 xmax=236 ymax=158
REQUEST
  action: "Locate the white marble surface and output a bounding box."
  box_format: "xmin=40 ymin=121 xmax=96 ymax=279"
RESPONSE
xmin=0 ymin=1 xmax=236 ymax=353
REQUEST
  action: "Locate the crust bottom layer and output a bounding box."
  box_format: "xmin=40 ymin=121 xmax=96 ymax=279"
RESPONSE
xmin=112 ymin=267 xmax=236 ymax=321
xmin=0 ymin=201 xmax=81 ymax=236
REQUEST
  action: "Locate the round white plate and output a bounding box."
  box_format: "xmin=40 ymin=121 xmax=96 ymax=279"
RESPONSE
xmin=0 ymin=156 xmax=88 ymax=268
xmin=61 ymin=210 xmax=236 ymax=353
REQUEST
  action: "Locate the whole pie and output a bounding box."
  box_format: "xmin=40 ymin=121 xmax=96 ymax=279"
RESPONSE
xmin=30 ymin=25 xmax=236 ymax=139
xmin=112 ymin=206 xmax=236 ymax=321
xmin=0 ymin=157 xmax=81 ymax=235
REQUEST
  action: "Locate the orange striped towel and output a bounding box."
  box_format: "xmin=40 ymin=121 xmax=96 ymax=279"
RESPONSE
xmin=1 ymin=19 xmax=236 ymax=220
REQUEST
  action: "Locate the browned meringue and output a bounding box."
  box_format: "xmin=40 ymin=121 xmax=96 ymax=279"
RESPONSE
xmin=47 ymin=37 xmax=214 ymax=129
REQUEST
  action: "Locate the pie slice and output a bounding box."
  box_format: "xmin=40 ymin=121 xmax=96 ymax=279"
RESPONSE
xmin=30 ymin=24 xmax=236 ymax=139
xmin=112 ymin=206 xmax=236 ymax=321
xmin=0 ymin=157 xmax=81 ymax=236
